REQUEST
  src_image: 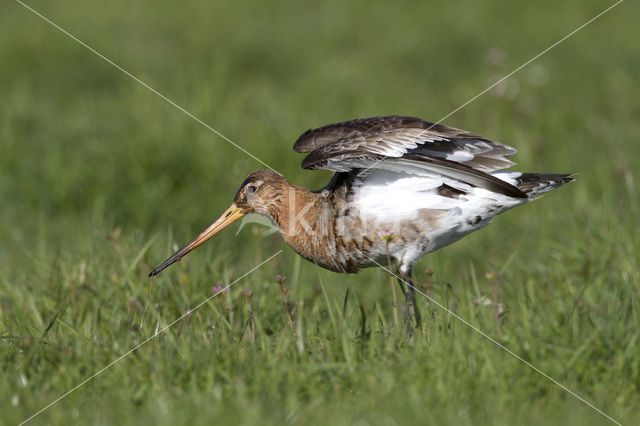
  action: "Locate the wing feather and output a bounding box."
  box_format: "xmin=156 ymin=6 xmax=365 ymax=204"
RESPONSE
xmin=295 ymin=116 xmax=517 ymax=173
xmin=323 ymin=156 xmax=527 ymax=198
xmin=294 ymin=115 xmax=526 ymax=198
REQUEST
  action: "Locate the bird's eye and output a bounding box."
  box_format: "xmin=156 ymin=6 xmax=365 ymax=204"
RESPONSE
xmin=246 ymin=185 xmax=257 ymax=194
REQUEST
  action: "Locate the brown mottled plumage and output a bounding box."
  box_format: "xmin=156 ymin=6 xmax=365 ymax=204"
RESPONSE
xmin=149 ymin=116 xmax=574 ymax=327
xmin=231 ymin=170 xmax=383 ymax=274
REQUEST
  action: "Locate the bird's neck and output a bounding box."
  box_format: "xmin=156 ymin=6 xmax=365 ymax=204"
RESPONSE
xmin=265 ymin=177 xmax=363 ymax=273
xmin=267 ymin=183 xmax=325 ymax=241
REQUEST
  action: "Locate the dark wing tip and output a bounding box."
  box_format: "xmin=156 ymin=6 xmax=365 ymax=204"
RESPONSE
xmin=515 ymin=172 xmax=576 ymax=196
xmin=556 ymin=173 xmax=576 ymax=185
xmin=293 ymin=128 xmax=316 ymax=153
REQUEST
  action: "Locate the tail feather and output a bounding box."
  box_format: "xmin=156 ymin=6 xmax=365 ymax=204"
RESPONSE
xmin=515 ymin=173 xmax=575 ymax=197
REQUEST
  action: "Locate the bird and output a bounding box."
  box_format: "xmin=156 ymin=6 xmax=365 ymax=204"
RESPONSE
xmin=149 ymin=115 xmax=574 ymax=327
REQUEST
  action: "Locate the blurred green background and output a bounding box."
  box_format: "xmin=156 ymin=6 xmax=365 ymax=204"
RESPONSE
xmin=1 ymin=0 xmax=638 ymax=424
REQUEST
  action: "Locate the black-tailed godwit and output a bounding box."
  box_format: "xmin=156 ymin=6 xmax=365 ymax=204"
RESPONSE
xmin=149 ymin=115 xmax=574 ymax=326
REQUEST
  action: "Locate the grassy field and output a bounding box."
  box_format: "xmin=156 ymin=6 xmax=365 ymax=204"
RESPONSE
xmin=1 ymin=0 xmax=639 ymax=424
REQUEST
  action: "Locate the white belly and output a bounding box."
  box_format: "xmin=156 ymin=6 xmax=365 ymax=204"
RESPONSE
xmin=351 ymin=172 xmax=528 ymax=272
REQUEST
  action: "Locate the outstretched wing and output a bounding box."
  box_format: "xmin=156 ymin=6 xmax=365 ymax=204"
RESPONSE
xmin=294 ymin=115 xmax=527 ymax=198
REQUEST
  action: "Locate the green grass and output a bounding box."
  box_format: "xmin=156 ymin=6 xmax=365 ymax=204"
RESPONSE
xmin=1 ymin=0 xmax=639 ymax=424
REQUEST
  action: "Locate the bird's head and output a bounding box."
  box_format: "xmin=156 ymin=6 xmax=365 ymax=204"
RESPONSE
xmin=148 ymin=169 xmax=285 ymax=277
xmin=232 ymin=169 xmax=286 ymax=216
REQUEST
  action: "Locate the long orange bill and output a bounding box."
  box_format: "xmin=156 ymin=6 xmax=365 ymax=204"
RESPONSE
xmin=148 ymin=203 xmax=245 ymax=277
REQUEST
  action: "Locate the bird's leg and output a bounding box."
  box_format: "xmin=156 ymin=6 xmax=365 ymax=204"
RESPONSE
xmin=406 ymin=268 xmax=421 ymax=328
xmin=395 ymin=274 xmax=409 ymax=325
xmin=397 ymin=267 xmax=421 ymax=329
